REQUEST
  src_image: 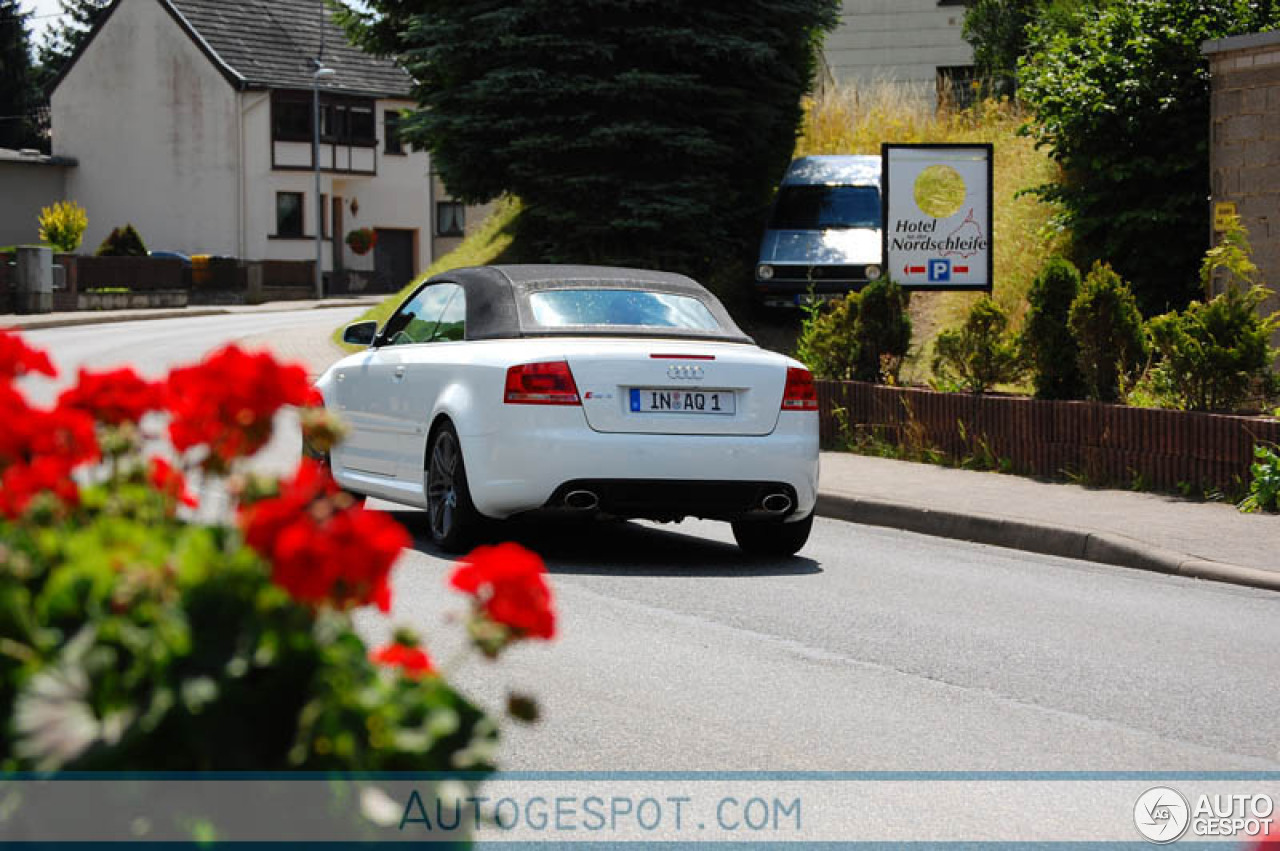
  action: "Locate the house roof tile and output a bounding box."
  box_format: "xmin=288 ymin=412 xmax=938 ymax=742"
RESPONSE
xmin=167 ymin=0 xmax=413 ymax=97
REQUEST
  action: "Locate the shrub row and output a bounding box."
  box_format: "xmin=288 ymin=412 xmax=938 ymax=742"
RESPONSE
xmin=921 ymin=219 xmax=1278 ymax=413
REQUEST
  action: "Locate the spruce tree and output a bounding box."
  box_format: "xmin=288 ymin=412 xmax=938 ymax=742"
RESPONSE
xmin=339 ymin=0 xmax=839 ymax=293
xmin=0 ymin=0 xmax=39 ymax=149
xmin=35 ymin=0 xmax=109 ymax=86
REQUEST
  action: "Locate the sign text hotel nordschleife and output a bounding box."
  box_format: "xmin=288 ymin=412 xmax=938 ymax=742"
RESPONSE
xmin=881 ymin=143 xmax=994 ymax=291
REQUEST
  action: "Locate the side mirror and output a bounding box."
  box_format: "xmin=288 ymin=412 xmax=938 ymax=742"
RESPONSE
xmin=342 ymin=320 xmax=378 ymax=347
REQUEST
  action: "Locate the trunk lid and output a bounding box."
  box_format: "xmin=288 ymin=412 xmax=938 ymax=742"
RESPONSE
xmin=563 ymin=341 xmax=788 ymax=436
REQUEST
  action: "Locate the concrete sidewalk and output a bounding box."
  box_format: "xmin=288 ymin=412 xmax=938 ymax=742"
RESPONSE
xmin=2 ymin=296 xmax=382 ymax=332
xmin=16 ymin=306 xmax=1279 ymax=592
xmin=819 ymin=454 xmax=1278 ymax=592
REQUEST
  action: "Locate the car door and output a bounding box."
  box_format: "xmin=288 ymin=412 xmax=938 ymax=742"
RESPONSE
xmin=387 ymin=284 xmax=467 ymax=482
xmin=335 ymin=283 xmax=456 ymax=477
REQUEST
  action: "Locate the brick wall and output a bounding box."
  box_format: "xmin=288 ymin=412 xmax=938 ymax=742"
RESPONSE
xmin=1204 ymin=31 xmax=1280 ymax=349
xmin=818 ymin=380 xmax=1280 ymax=495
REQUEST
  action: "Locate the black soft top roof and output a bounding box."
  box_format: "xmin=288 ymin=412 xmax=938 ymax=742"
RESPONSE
xmin=424 ymin=265 xmax=754 ymax=344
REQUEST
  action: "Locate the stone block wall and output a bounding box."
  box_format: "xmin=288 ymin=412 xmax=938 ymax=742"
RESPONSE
xmin=1204 ymin=31 xmax=1280 ymax=349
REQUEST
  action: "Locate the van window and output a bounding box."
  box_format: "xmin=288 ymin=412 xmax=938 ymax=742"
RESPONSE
xmin=770 ymin=185 xmax=881 ymax=230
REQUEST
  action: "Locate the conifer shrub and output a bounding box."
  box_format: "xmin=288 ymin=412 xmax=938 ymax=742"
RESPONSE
xmin=96 ymin=223 xmax=148 ymax=257
xmin=1021 ymin=257 xmax=1084 ymax=399
xmin=931 ymin=297 xmax=1023 ymax=394
xmin=852 ymin=278 xmax=912 ymax=383
xmin=1068 ymin=263 xmax=1147 ymax=403
xmin=795 ymin=290 xmax=860 ymax=381
xmin=795 ymin=278 xmax=911 ymax=383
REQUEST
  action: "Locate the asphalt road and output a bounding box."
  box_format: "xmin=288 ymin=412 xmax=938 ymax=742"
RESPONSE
xmin=21 ymin=310 xmax=1280 ymax=773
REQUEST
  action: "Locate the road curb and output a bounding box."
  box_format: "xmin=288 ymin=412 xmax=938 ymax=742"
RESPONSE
xmin=816 ymin=493 xmax=1280 ymax=593
xmin=6 ymin=301 xmax=374 ymax=332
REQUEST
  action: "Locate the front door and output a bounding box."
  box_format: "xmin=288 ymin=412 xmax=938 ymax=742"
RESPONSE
xmin=332 ymin=197 xmax=345 ymax=274
xmin=332 ymin=282 xmax=456 ymax=481
xmin=374 ymin=228 xmax=415 ymax=293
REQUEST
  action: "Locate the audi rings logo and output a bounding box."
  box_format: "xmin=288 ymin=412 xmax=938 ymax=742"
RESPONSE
xmin=1135 ymin=787 xmax=1191 ymax=844
xmin=667 ymin=365 xmax=705 ymax=380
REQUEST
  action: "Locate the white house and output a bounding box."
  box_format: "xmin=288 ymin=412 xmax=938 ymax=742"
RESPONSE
xmin=49 ymin=0 xmax=473 ymax=291
xmin=823 ymin=0 xmax=975 ymax=103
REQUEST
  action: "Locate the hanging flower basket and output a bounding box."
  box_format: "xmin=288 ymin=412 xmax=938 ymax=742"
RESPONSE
xmin=345 ymin=227 xmax=377 ymax=256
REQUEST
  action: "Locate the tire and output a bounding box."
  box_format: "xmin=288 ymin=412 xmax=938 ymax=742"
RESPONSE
xmin=731 ymin=512 xmax=814 ymax=557
xmin=425 ymin=422 xmax=482 ymax=553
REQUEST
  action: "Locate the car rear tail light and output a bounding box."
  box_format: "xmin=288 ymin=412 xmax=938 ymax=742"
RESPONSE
xmin=781 ymin=366 xmax=818 ymax=411
xmin=504 ymin=361 xmax=581 ymax=405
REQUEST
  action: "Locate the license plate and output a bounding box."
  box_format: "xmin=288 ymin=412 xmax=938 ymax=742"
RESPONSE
xmin=794 ymin=292 xmax=840 ymax=306
xmin=629 ymin=388 xmax=735 ymax=415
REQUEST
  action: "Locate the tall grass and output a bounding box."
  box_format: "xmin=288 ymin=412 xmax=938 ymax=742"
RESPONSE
xmin=797 ymin=82 xmax=1065 ymax=379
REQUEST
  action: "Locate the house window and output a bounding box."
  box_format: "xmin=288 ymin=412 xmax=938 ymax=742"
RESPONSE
xmin=277 ymin=192 xmax=304 ymax=237
xmin=272 ymin=94 xmax=312 ymax=142
xmin=385 ymin=111 xmax=405 ymax=155
xmin=320 ymin=104 xmax=346 ymax=142
xmin=937 ymin=65 xmax=981 ymax=110
xmin=436 ymin=201 xmax=465 ymax=237
xmin=348 ymin=106 xmax=376 ymax=146
xmin=273 ymin=91 xmax=378 ymax=148
xmin=321 ymin=193 xmax=329 ymax=238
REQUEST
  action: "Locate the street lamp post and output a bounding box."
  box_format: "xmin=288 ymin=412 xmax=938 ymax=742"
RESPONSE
xmin=312 ymin=63 xmax=336 ymax=299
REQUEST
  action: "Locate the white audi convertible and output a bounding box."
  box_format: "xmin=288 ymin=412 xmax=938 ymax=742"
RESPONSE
xmin=315 ymin=265 xmax=820 ymax=555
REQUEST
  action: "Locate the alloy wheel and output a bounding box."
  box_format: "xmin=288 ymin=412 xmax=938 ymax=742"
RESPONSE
xmin=427 ymin=430 xmax=460 ymax=540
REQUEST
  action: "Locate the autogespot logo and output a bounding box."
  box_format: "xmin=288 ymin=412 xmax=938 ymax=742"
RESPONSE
xmin=1135 ymin=787 xmax=1191 ymax=844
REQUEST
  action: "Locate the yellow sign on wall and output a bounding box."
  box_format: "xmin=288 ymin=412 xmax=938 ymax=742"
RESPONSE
xmin=1213 ymin=201 xmax=1238 ymax=232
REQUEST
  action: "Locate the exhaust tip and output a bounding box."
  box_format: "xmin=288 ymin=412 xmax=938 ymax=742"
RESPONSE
xmin=564 ymin=489 xmax=600 ymax=511
xmin=761 ymin=493 xmax=793 ymax=514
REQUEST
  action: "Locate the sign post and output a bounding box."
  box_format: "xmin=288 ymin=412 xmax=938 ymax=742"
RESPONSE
xmin=881 ymin=143 xmax=993 ymax=291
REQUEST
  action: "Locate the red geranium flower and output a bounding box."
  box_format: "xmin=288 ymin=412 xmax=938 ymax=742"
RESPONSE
xmin=59 ymin=367 xmax=167 ymax=426
xmin=149 ymin=456 xmax=198 ymax=508
xmin=167 ymin=345 xmax=315 ymax=470
xmin=0 ymin=455 xmax=82 ymax=518
xmin=0 ymin=329 xmax=57 ymax=382
xmin=370 ymin=642 xmax=436 ymax=677
xmin=239 ymin=459 xmax=410 ymax=612
xmin=0 ymin=386 xmax=98 ymax=518
xmin=450 ymin=542 xmax=556 ymax=640
xmin=0 ymin=384 xmax=35 ymax=465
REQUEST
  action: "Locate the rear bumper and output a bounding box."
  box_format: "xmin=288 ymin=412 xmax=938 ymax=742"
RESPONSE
xmin=462 ymin=413 xmax=819 ymax=521
xmin=755 ymin=274 xmax=872 ymax=307
xmin=544 ymin=479 xmax=799 ymax=522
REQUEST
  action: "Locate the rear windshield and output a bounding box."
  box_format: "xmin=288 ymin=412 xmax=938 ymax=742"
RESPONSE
xmin=770 ymin=185 xmax=881 ymax=230
xmin=528 ymin=289 xmax=721 ymax=331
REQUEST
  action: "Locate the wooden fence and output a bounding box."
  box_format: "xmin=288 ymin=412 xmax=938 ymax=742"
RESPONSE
xmin=73 ymin=256 xmax=189 ymax=291
xmin=817 ymin=379 xmax=1280 ymax=493
xmin=61 ymin=256 xmax=314 ymax=298
xmin=1 ymin=256 xmax=343 ymax=313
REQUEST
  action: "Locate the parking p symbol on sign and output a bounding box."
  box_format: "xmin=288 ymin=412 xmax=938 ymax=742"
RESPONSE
xmin=928 ymin=259 xmax=951 ymax=282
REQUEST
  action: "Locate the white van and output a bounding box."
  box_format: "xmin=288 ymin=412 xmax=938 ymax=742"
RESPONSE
xmin=754 ymin=155 xmax=883 ymax=307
